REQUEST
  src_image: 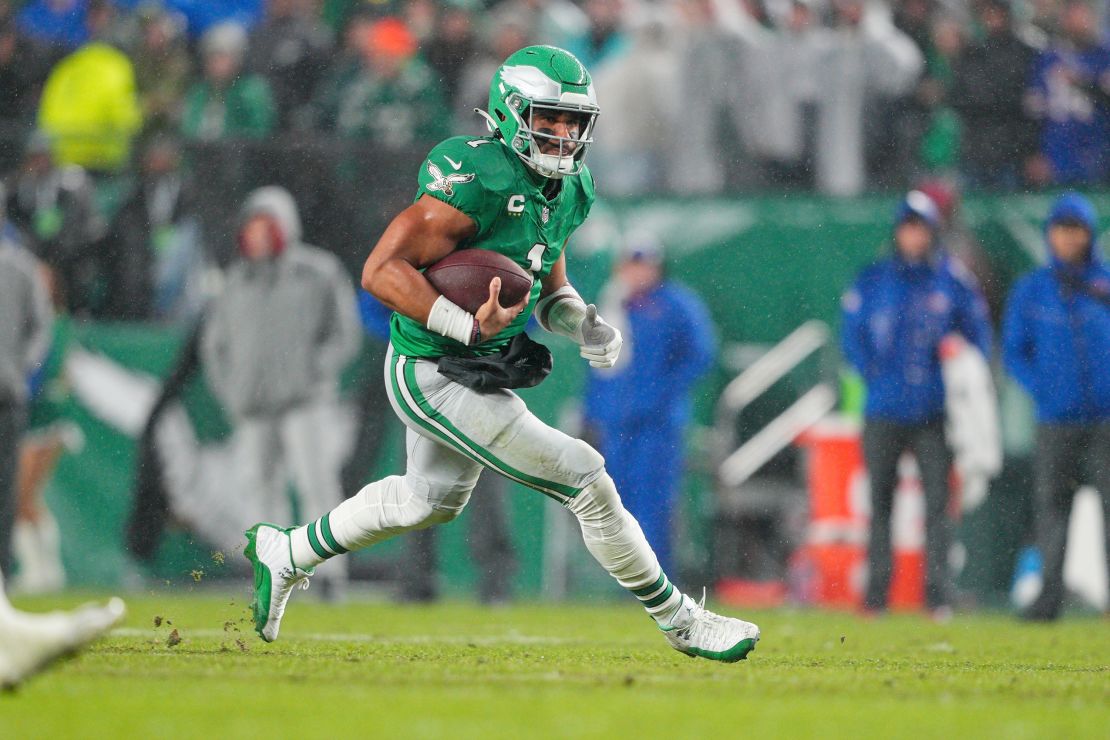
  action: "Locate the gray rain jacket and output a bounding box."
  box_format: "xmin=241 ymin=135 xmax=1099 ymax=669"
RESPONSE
xmin=201 ymin=186 xmax=360 ymax=418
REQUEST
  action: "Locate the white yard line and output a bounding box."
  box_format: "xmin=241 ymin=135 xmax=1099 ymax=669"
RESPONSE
xmin=110 ymin=627 xmax=582 ymax=645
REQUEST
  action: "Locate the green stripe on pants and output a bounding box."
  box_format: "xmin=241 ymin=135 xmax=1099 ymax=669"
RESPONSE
xmin=389 ymin=354 xmax=578 ymax=502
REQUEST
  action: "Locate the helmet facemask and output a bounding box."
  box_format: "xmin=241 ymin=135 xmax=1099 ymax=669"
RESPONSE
xmin=508 ymin=97 xmax=597 ymax=179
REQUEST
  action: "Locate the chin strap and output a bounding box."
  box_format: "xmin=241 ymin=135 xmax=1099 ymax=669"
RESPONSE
xmin=474 ymin=108 xmax=498 ymax=134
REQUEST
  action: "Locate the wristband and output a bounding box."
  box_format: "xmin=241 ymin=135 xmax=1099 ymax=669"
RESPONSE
xmin=470 ymin=318 xmax=481 ymax=346
xmin=427 ymin=295 xmax=477 ymax=345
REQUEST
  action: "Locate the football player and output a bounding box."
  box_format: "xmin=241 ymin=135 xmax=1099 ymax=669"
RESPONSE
xmin=245 ymin=45 xmax=760 ymax=662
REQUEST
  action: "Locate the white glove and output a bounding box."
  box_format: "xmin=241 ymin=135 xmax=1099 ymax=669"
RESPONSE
xmin=578 ymin=304 xmax=622 ymax=368
xmin=535 ymin=285 xmax=622 ymax=367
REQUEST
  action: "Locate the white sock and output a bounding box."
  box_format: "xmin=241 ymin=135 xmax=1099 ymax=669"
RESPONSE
xmin=35 ymin=514 xmax=65 ymax=590
xmin=12 ymin=522 xmax=38 ymax=588
xmin=290 ymin=476 xmax=437 ymax=570
xmin=566 ymin=473 xmax=684 ymax=624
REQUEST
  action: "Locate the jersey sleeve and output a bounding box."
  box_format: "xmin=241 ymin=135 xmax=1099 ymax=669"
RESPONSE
xmin=415 ymin=138 xmax=502 ymax=238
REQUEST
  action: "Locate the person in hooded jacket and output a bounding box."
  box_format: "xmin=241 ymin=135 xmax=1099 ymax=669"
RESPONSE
xmin=841 ymin=190 xmax=992 ymax=618
xmin=1003 ymin=192 xmax=1110 ymax=621
xmin=583 ymin=233 xmax=716 ymax=576
xmin=201 ymin=186 xmax=360 ymax=596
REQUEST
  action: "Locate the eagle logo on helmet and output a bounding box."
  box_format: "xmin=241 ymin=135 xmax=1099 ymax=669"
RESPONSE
xmin=426 ymin=162 xmax=474 ymax=197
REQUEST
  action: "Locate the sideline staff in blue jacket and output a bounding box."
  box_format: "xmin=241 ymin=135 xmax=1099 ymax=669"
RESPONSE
xmin=584 ymin=234 xmax=716 ymax=575
xmin=841 ymin=191 xmax=992 ymax=617
xmin=1002 ymin=192 xmax=1110 ymax=621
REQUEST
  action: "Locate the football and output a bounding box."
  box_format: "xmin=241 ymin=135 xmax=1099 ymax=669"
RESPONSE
xmin=424 ymin=248 xmax=534 ymax=314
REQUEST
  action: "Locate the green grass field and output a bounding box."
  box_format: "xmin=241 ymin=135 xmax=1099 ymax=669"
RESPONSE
xmin=2 ymin=591 xmax=1107 ymax=738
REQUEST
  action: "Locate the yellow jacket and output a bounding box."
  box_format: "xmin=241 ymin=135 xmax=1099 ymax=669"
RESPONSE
xmin=38 ymin=42 xmax=142 ymax=172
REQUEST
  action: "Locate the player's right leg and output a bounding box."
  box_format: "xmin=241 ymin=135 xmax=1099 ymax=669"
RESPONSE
xmin=0 ymin=569 xmax=125 ymax=689
xmin=245 ymin=426 xmax=481 ymax=642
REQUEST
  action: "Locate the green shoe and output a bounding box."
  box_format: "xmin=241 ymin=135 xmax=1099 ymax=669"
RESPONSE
xmin=660 ymin=593 xmax=760 ymax=663
xmin=244 ymin=523 xmax=311 ymax=643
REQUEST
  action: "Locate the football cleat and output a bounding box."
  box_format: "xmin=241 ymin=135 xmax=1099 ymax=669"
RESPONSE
xmin=660 ymin=591 xmax=760 ymax=663
xmin=0 ymin=597 xmax=125 ymax=690
xmin=244 ymin=523 xmax=311 ymax=643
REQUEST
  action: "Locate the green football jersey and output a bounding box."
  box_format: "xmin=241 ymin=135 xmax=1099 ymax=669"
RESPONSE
xmin=390 ymin=135 xmax=596 ymax=358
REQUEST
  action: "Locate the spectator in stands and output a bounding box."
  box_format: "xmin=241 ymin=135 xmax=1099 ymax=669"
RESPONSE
xmin=309 ymin=7 xmax=374 ymax=130
xmin=107 ymin=135 xmax=200 ymax=320
xmin=912 ymin=15 xmax=965 ymax=176
xmin=841 ymin=191 xmax=992 ymax=620
xmin=200 ymin=186 xmax=360 ymax=598
xmin=37 ymin=0 xmax=142 ymax=174
xmin=563 ymin=0 xmax=629 ymax=71
xmin=401 ymin=0 xmax=438 ymax=44
xmin=496 ymin=0 xmax=587 ymax=50
xmin=0 ymin=17 xmax=49 ymax=134
xmin=5 ymin=132 xmax=104 ymax=316
xmin=813 ymin=0 xmax=923 ymax=196
xmin=311 ymin=8 xmax=370 ymax=117
xmin=181 ymin=22 xmax=275 ymax=142
xmin=453 ymin=9 xmax=531 ymax=135
xmin=750 ymin=0 xmax=923 ymax=195
xmin=1002 ymin=192 xmax=1110 ymax=621
xmin=1025 ymin=0 xmax=1110 ymax=186
xmin=327 ymin=17 xmax=448 ymax=147
xmin=422 ymin=0 xmax=479 ymax=110
xmin=0 ymin=193 xmax=53 ymax=576
xmin=131 ymin=4 xmax=192 ymax=138
xmin=583 ymin=232 xmax=716 ymax=575
xmin=757 ymin=0 xmax=822 ymax=189
xmin=590 ymin=7 xmax=680 ymax=195
xmin=247 ymin=0 xmax=333 ymax=131
xmin=669 ymin=0 xmax=770 ymax=194
xmin=16 ymin=0 xmax=89 ymax=53
xmin=893 ymin=0 xmax=934 ymax=56
xmin=950 ymin=0 xmax=1039 ymax=190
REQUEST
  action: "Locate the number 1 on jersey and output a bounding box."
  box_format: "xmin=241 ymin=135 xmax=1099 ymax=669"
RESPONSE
xmin=526 ymin=243 xmax=547 ymax=274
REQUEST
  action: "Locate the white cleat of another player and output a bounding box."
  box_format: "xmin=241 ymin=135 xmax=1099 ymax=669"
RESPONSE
xmin=244 ymin=523 xmax=312 ymax=642
xmin=0 ymin=597 xmax=126 ymax=690
xmin=660 ymin=592 xmax=760 ymax=663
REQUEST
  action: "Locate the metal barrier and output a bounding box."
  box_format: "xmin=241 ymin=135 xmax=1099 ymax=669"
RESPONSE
xmin=714 ymin=319 xmax=836 ymax=490
xmin=711 ymin=320 xmax=837 ymax=584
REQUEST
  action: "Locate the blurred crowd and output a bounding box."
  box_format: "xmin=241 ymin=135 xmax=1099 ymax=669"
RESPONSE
xmin=3 ymin=0 xmax=1110 ymax=181
xmin=0 ymin=0 xmax=1107 ymax=322
xmin=1 ymin=0 xmax=1109 ymax=187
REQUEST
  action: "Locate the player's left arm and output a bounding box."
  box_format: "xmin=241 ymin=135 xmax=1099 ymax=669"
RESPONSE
xmin=536 ymin=248 xmax=622 ymax=368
